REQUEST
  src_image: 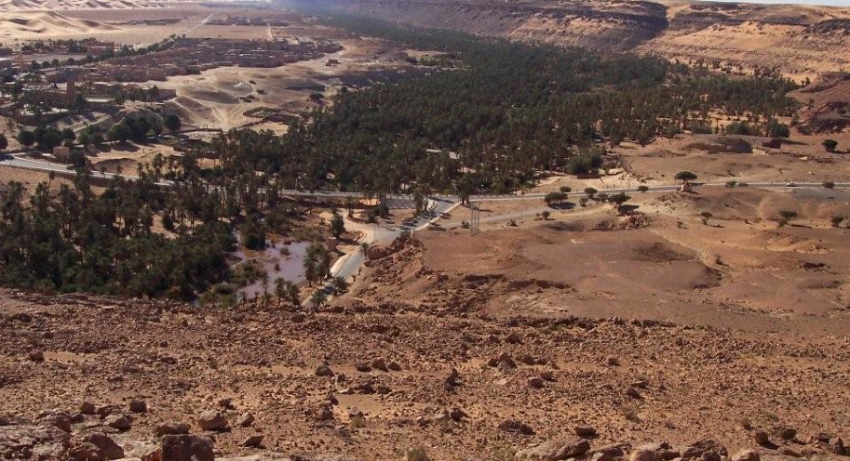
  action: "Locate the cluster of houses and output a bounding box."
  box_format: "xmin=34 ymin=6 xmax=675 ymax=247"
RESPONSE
xmin=66 ymin=37 xmax=342 ymax=83
xmin=207 ymin=15 xmax=290 ymax=27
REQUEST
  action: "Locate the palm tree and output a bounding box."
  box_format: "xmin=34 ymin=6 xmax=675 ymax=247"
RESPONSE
xmin=286 ymin=282 xmax=300 ymax=308
xmin=274 ymin=277 xmax=286 ymax=307
xmin=331 ymin=276 xmax=349 ymax=294
xmin=310 ymin=290 xmax=328 ymax=309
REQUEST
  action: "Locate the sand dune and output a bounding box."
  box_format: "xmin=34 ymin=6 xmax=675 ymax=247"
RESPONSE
xmin=0 ymin=0 xmax=266 ymax=10
xmin=0 ymin=10 xmax=117 ymax=39
xmin=0 ymin=0 xmax=200 ymax=10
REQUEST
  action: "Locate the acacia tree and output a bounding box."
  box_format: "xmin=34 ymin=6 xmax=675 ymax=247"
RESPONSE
xmin=778 ymin=209 xmax=798 ymax=227
xmin=608 ymin=192 xmax=631 ymax=213
xmin=823 ymin=139 xmax=838 ymax=153
xmin=675 ymin=171 xmax=698 ymax=184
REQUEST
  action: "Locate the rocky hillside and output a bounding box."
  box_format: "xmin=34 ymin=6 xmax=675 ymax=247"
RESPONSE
xmin=2 ymin=236 xmax=850 ymax=461
xmin=299 ymin=0 xmax=850 ymax=78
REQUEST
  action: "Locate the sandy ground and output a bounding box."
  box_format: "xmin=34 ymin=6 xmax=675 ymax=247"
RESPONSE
xmin=354 ymin=186 xmax=850 ymax=339
xmin=0 ymin=7 xmax=216 ymax=46
xmin=157 ymin=37 xmax=425 ymax=131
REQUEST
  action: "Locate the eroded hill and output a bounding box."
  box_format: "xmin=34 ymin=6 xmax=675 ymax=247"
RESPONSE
xmin=300 ymin=0 xmax=850 ymax=78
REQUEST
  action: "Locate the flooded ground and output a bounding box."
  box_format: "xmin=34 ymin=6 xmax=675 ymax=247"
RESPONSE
xmin=236 ymin=241 xmax=309 ymax=298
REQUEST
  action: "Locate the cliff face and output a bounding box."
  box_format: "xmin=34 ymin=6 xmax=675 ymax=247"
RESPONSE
xmin=300 ymin=0 xmax=669 ymax=50
xmin=298 ymin=0 xmax=850 ymax=78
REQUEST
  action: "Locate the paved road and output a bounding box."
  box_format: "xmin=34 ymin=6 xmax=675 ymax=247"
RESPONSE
xmin=2 ymin=154 xmax=848 ymax=199
xmin=326 ymin=198 xmax=460 ymax=288
xmin=184 ymin=11 xmax=221 ymax=36
xmin=3 ymin=153 xmax=847 ymax=300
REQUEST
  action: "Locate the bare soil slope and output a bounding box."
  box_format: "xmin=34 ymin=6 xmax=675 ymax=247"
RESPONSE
xmin=303 ymin=0 xmax=850 ymax=78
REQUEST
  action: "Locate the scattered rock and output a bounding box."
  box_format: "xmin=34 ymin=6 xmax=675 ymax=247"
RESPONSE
xmin=217 ymin=398 xmax=234 ymax=410
xmin=574 ymin=425 xmax=597 ymax=438
xmin=197 ymin=411 xmax=229 ymax=432
xmin=236 ymin=412 xmax=255 ymax=428
xmin=0 ymin=424 xmax=70 ymax=460
xmin=505 ymin=332 xmax=523 ymax=344
xmin=444 ymin=368 xmax=460 ymax=391
xmin=498 ymin=357 xmax=516 ymax=373
xmin=129 ymin=400 xmax=148 ymax=414
xmin=28 ymin=350 xmax=45 ymax=362
xmin=830 ymin=437 xmax=845 ymax=455
xmin=625 ymin=387 xmax=642 ymax=399
xmin=241 ymin=434 xmax=264 ymax=448
xmin=593 ymin=452 xmax=614 ymax=461
xmin=449 ymin=408 xmax=466 ymax=422
xmin=105 ymin=413 xmax=132 ymax=432
xmin=81 ymin=432 xmax=124 ymax=460
xmin=755 ymin=431 xmax=772 ymax=447
xmin=354 ymin=362 xmax=372 ymax=373
xmin=780 ymin=428 xmax=797 ymax=440
xmin=160 ymin=434 xmax=214 ymax=461
xmin=681 ymin=439 xmax=727 ymax=460
xmin=371 ymin=357 xmax=388 ymax=372
xmin=593 ymin=444 xmax=630 ymax=458
xmin=731 ymin=449 xmax=760 ymax=461
xmin=516 ymin=437 xmax=590 ymax=460
xmin=37 ymin=409 xmax=72 ymax=433
xmin=388 ymin=361 xmax=402 ymax=371
xmin=606 ymin=357 xmax=620 ymax=366
xmin=779 ymin=447 xmax=802 ymax=458
xmin=528 ymin=377 xmax=545 ymax=389
xmin=497 ymin=419 xmax=534 ymax=435
xmin=315 ymin=363 xmax=334 ymax=377
xmin=155 ymin=422 xmax=191 ymax=436
xmin=313 ymin=404 xmax=334 ymax=422
xmin=631 ymin=444 xmax=663 ymax=461
xmin=80 ymin=402 xmax=96 ymax=415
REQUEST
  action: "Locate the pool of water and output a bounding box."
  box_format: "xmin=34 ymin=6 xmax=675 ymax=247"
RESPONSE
xmin=235 ymin=241 xmax=309 ymax=298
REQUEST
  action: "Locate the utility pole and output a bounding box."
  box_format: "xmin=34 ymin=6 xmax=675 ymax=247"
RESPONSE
xmin=470 ymin=202 xmax=480 ymax=236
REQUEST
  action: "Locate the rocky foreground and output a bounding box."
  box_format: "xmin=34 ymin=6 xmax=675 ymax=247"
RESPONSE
xmin=1 ymin=286 xmax=849 ymax=460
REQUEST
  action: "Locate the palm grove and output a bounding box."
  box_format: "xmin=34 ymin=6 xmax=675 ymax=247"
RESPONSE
xmin=0 ymin=18 xmax=800 ymax=300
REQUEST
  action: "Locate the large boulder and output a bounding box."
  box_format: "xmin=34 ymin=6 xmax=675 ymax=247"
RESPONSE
xmin=68 ymin=432 xmax=124 ymax=461
xmin=498 ymin=419 xmax=534 ymax=436
xmin=731 ymin=450 xmax=760 ymax=461
xmin=0 ymin=423 xmax=71 ymax=460
xmin=630 ymin=444 xmax=674 ymax=461
xmin=160 ymin=434 xmax=215 ymax=461
xmin=516 ymin=437 xmax=591 ymax=460
xmin=155 ymin=422 xmax=191 ymax=436
xmin=681 ymin=440 xmax=728 ymax=460
xmin=197 ymin=411 xmax=229 ymax=432
xmin=36 ymin=409 xmax=72 ymax=433
xmin=104 ymin=413 xmax=132 ymax=432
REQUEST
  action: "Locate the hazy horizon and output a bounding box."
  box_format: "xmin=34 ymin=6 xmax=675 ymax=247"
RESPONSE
xmin=710 ymin=0 xmax=850 ymax=5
